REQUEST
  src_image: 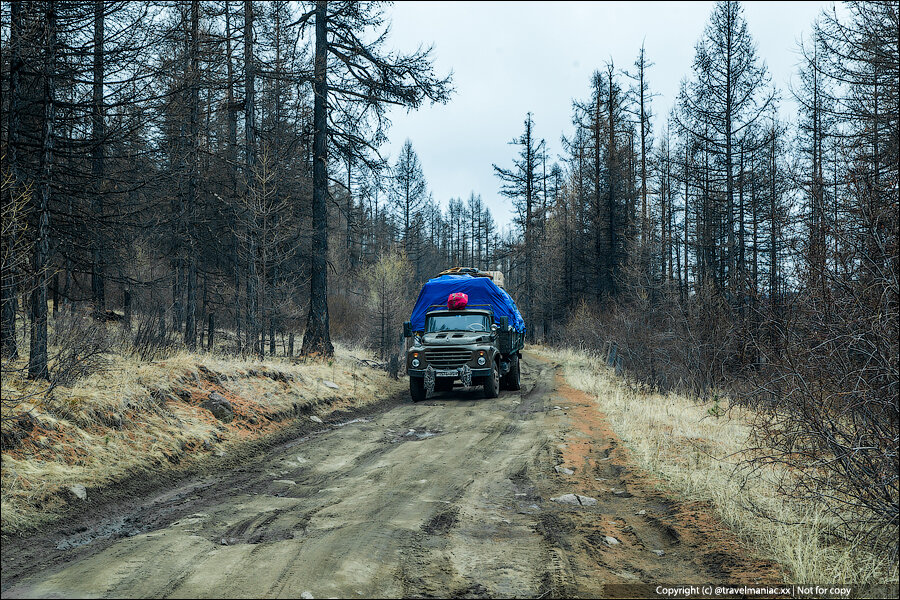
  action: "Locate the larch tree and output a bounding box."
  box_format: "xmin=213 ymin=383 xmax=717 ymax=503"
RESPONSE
xmin=627 ymin=43 xmax=656 ymax=251
xmin=390 ymin=139 xmax=427 ymax=260
xmin=297 ymin=1 xmax=452 ymax=357
xmin=28 ymin=0 xmax=56 ymax=380
xmin=676 ymin=0 xmax=773 ymax=293
xmin=493 ymin=112 xmax=546 ymax=341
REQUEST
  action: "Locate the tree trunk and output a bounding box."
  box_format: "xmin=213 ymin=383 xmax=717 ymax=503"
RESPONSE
xmin=346 ymin=158 xmax=353 ymax=268
xmin=683 ymin=142 xmax=690 ymax=291
xmin=52 ymin=273 xmax=59 ymax=315
xmin=90 ymin=0 xmax=106 ymax=316
xmin=738 ymin=143 xmax=746 ymax=321
xmin=2 ymin=0 xmax=22 ymax=359
xmin=607 ymin=71 xmax=617 ymax=297
xmin=172 ymin=259 xmax=183 ymax=332
xmin=593 ymin=81 xmax=603 ymax=300
xmin=524 ymin=116 xmax=534 ymax=341
xmin=724 ymin=11 xmax=735 ymax=296
xmin=124 ymin=288 xmax=132 ymax=331
xmin=225 ymin=0 xmax=243 ymax=352
xmin=768 ymin=126 xmax=779 ymax=364
xmin=29 ymin=0 xmax=56 ymax=381
xmin=184 ymin=0 xmax=199 ymax=349
xmin=244 ymin=0 xmax=259 ymax=355
xmin=301 ymin=0 xmax=334 ymax=357
xmin=639 ymin=56 xmax=648 ymax=249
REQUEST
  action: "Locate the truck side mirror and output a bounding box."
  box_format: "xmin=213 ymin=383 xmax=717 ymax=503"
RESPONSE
xmin=403 ymin=321 xmax=412 ymax=338
xmin=499 ymin=316 xmax=509 ymax=331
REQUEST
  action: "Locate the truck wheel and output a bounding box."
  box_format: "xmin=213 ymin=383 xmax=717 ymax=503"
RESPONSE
xmin=410 ymin=377 xmax=426 ymax=403
xmin=507 ymin=354 xmax=521 ymax=391
xmin=483 ymin=361 xmax=500 ymax=399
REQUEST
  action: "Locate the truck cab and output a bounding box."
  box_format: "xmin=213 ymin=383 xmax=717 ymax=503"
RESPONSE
xmin=405 ymin=308 xmax=522 ymax=402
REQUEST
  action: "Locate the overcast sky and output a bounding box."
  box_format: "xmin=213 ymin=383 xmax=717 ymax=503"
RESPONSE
xmin=377 ymin=1 xmax=834 ymax=230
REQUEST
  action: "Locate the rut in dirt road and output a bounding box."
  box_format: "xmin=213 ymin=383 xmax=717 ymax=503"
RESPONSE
xmin=1 ymin=353 xmax=780 ymax=598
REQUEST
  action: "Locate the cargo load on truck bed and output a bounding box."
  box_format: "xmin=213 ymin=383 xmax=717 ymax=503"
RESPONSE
xmin=410 ymin=274 xmax=525 ymax=334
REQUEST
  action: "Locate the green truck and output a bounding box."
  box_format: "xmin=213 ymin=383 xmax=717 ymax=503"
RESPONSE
xmin=403 ymin=269 xmax=526 ymax=402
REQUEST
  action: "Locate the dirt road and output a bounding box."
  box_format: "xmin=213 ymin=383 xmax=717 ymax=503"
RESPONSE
xmin=1 ymin=353 xmax=780 ymax=598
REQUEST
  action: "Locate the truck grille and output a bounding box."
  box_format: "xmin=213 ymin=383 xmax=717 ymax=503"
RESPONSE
xmin=425 ymin=348 xmax=472 ymax=370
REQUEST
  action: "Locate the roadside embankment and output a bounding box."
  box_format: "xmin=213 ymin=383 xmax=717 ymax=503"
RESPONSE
xmin=533 ymin=345 xmax=898 ymax=590
xmin=0 ymin=343 xmax=405 ymax=535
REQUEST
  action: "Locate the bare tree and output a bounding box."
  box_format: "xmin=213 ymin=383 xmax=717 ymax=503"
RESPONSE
xmin=296 ymin=1 xmax=451 ymax=357
xmin=676 ymin=0 xmax=774 ymax=293
xmin=493 ymin=112 xmax=546 ymax=340
xmin=390 ymin=139 xmax=427 ymax=261
xmin=28 ymin=0 xmax=57 ymax=380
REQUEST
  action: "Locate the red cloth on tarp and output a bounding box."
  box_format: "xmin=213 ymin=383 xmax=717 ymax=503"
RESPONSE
xmin=447 ymin=292 xmax=468 ymax=310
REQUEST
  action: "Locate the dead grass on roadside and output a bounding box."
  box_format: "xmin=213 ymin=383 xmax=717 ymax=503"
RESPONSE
xmin=532 ymin=345 xmax=898 ymax=588
xmin=1 ymin=341 xmax=404 ymax=535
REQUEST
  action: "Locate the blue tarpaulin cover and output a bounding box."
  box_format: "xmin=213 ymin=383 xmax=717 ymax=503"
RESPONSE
xmin=410 ymin=274 xmax=526 ymax=333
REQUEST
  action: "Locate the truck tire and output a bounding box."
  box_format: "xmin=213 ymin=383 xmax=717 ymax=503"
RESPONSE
xmin=506 ymin=354 xmax=521 ymax=391
xmin=410 ymin=377 xmax=426 ymax=403
xmin=483 ymin=361 xmax=500 ymax=399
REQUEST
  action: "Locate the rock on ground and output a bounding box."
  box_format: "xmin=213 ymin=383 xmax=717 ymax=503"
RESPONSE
xmin=202 ymin=392 xmax=234 ymax=423
xmin=550 ymin=493 xmax=597 ymax=506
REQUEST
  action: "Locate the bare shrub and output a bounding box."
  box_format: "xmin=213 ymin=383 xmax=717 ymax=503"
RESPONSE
xmin=363 ymin=248 xmax=414 ymax=361
xmin=563 ymin=280 xmax=742 ymax=398
xmin=328 ymin=291 xmax=367 ymax=348
xmin=747 ymin=269 xmax=899 ymax=558
xmin=2 ymin=308 xmax=114 ymax=432
xmin=563 ymin=299 xmax=606 ymax=351
xmin=128 ymin=310 xmax=178 ymax=361
xmin=48 ymin=310 xmax=113 ymax=384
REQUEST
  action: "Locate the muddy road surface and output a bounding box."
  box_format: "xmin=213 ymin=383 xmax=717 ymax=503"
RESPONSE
xmin=1 ymin=353 xmax=780 ymax=598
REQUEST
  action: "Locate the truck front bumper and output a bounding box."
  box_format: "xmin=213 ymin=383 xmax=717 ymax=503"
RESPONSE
xmin=408 ymin=367 xmax=492 ymax=379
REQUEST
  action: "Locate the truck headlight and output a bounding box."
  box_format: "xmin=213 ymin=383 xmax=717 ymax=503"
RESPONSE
xmin=412 ymin=358 xmax=420 ymax=368
xmin=477 ymin=356 xmax=486 ymax=366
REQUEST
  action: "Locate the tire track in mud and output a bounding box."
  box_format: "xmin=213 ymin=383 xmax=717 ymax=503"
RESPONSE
xmin=2 ymin=353 xmax=782 ymax=598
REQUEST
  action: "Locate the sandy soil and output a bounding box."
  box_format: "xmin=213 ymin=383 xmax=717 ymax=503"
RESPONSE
xmin=0 ymin=353 xmax=781 ymax=598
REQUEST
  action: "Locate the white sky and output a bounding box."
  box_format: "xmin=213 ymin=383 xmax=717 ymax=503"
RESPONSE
xmin=379 ymin=1 xmax=834 ymax=230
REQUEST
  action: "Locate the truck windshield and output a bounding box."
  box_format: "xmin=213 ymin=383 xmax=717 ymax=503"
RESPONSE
xmin=426 ymin=314 xmax=490 ymax=333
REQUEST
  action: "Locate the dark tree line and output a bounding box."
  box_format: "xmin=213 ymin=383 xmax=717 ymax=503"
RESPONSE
xmin=1 ymin=0 xmax=451 ymax=375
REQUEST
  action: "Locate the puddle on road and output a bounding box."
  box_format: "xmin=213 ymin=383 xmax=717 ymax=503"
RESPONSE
xmin=56 ymin=517 xmax=146 ymax=551
xmin=331 ymin=417 xmax=372 ymax=428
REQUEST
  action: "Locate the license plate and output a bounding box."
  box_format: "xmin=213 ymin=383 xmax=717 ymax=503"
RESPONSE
xmin=435 ymin=370 xmax=457 ymax=377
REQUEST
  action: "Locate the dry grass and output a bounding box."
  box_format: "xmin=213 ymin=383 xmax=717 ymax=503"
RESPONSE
xmin=1 ymin=339 xmax=404 ymax=534
xmin=533 ymin=345 xmax=898 ymax=588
